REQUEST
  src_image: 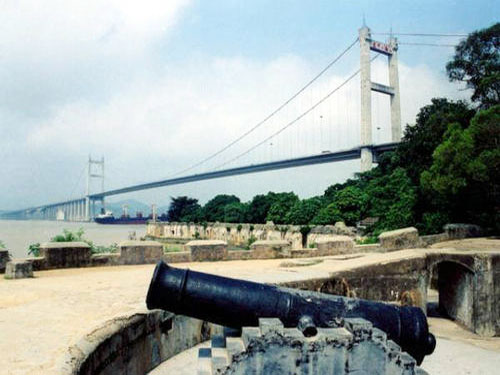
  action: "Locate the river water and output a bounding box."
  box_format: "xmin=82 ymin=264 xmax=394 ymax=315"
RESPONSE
xmin=0 ymin=220 xmax=147 ymax=259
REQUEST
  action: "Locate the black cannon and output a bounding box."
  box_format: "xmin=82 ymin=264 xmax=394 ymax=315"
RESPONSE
xmin=146 ymin=261 xmax=435 ymax=364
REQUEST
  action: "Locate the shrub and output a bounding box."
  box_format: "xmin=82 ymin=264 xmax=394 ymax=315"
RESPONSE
xmin=28 ymin=243 xmax=41 ymax=257
xmin=246 ymin=235 xmax=257 ymax=250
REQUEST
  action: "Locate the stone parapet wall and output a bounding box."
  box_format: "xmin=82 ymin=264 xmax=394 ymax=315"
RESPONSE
xmin=0 ymin=250 xmax=10 ymax=273
xmin=378 ymin=227 xmax=420 ymax=251
xmin=119 ymin=240 xmax=163 ymax=265
xmin=40 ymin=242 xmax=92 ymax=269
xmin=147 ymin=221 xmax=356 ymax=250
xmin=59 ymin=310 xmax=223 ymax=375
xmin=186 ymin=240 xmax=228 ymax=262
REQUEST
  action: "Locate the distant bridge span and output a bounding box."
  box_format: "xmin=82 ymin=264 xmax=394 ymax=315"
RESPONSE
xmin=1 ymin=142 xmax=398 ymax=220
xmin=90 ymin=142 xmax=398 ymax=199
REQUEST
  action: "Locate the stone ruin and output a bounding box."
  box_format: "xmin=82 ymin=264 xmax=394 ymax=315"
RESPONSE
xmin=199 ymin=318 xmax=428 ymax=375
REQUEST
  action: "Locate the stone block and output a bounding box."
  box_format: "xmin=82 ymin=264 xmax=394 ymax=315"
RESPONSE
xmin=163 ymin=251 xmax=192 ymax=263
xmin=5 ymin=260 xmax=33 ymax=279
xmin=118 ymin=240 xmax=163 ymax=265
xmin=315 ymin=236 xmax=354 ymax=256
xmin=186 ymin=240 xmax=228 ymax=262
xmin=0 ymin=250 xmax=10 ymax=273
xmin=444 ymin=223 xmax=482 ymax=240
xmin=250 ymin=240 xmax=291 ymax=259
xmin=378 ymin=227 xmax=419 ymax=251
xmin=203 ymin=317 xmax=428 ymax=375
xmin=39 ymin=242 xmax=92 ymax=269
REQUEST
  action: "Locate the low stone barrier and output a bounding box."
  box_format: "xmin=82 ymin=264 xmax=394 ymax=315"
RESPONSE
xmin=314 ymin=236 xmax=354 ymax=256
xmin=163 ymin=251 xmax=191 ymax=263
xmin=59 ymin=310 xmax=222 ymax=375
xmin=0 ymin=250 xmax=10 ymax=273
xmin=250 ymin=240 xmax=291 ymax=259
xmin=186 ymin=240 xmax=228 ymax=262
xmin=444 ymin=223 xmax=482 ymax=239
xmin=420 ymin=232 xmax=449 ymax=247
xmin=118 ymin=240 xmax=163 ymax=265
xmin=40 ymin=242 xmax=92 ymax=269
xmin=378 ymin=227 xmax=420 ymax=251
xmin=4 ymin=260 xmax=33 ymax=279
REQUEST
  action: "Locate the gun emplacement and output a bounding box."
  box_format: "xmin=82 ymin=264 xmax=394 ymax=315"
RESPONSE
xmin=146 ymin=261 xmax=435 ymax=364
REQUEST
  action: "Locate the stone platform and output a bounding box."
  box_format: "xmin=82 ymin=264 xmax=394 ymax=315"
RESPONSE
xmin=0 ymin=239 xmax=499 ymax=374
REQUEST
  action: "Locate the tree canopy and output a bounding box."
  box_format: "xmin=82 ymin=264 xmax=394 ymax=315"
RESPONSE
xmin=446 ymin=22 xmax=500 ymax=108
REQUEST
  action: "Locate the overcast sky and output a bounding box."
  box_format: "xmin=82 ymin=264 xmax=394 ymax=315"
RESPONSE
xmin=1 ymin=0 xmax=498 ymax=211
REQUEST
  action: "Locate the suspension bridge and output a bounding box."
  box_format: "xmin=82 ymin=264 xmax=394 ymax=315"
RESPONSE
xmin=2 ymin=25 xmax=459 ymax=222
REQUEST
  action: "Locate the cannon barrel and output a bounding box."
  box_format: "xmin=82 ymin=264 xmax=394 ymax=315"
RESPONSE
xmin=146 ymin=261 xmax=435 ymax=364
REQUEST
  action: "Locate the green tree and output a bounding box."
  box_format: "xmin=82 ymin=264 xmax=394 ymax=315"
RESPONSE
xmin=326 ymin=186 xmax=368 ymax=226
xmin=224 ymin=202 xmax=249 ymax=223
xmin=421 ymin=105 xmax=500 ymax=231
xmin=394 ymin=98 xmax=475 ymax=185
xmin=246 ymin=192 xmax=278 ymax=223
xmin=366 ymin=168 xmax=417 ymax=231
xmin=167 ymin=196 xmax=202 ymax=222
xmin=311 ymin=203 xmax=343 ymax=225
xmin=285 ymin=197 xmax=323 ymax=225
xmin=446 ymin=23 xmax=500 ymax=108
xmin=203 ymin=194 xmax=240 ymax=222
xmin=265 ymin=192 xmax=299 ymax=224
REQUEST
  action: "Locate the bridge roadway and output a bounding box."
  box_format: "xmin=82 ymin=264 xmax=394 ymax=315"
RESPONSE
xmin=2 ymin=142 xmax=398 ymax=219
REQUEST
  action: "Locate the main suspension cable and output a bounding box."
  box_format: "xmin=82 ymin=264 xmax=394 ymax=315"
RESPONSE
xmin=169 ymin=37 xmax=360 ymax=177
xmin=212 ymin=56 xmax=379 ymax=170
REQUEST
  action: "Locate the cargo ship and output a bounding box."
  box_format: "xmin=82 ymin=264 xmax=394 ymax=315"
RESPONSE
xmin=94 ymin=210 xmax=150 ymax=224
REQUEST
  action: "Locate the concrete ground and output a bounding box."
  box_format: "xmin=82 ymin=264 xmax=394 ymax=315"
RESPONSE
xmin=0 ymin=240 xmax=499 ymax=374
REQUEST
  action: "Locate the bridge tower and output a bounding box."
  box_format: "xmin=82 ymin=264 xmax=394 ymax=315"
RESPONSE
xmin=85 ymin=156 xmax=105 ymax=221
xmin=359 ymin=24 xmax=401 ymax=172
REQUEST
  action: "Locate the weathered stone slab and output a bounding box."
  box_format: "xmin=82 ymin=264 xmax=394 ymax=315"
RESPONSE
xmin=315 ymin=236 xmax=354 ymax=256
xmin=119 ymin=240 xmax=163 ymax=265
xmin=0 ymin=250 xmax=10 ymax=273
xmin=4 ymin=260 xmax=33 ymax=279
xmin=250 ymin=240 xmax=291 ymax=259
xmin=378 ymin=227 xmax=419 ymax=251
xmin=163 ymin=251 xmax=192 ymax=263
xmin=444 ymin=223 xmax=482 ymax=240
xmin=91 ymin=253 xmax=121 ymax=267
xmin=186 ymin=240 xmax=228 ymax=262
xmin=40 ymin=242 xmax=92 ymax=269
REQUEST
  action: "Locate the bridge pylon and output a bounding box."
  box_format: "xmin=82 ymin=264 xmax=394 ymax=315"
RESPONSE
xmin=85 ymin=156 xmax=105 ymax=221
xmin=359 ymin=25 xmax=401 ymax=172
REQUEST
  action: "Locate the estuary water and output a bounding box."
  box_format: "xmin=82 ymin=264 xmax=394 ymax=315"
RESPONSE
xmin=0 ymin=220 xmax=147 ymax=259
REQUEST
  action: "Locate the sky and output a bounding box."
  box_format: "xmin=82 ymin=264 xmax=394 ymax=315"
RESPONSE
xmin=0 ymin=0 xmax=498 ymax=211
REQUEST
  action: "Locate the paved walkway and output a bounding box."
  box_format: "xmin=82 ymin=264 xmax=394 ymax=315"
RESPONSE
xmin=0 ymin=240 xmax=499 ymax=374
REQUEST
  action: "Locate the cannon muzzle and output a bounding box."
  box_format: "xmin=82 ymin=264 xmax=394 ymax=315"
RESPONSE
xmin=146 ymin=261 xmax=435 ymax=364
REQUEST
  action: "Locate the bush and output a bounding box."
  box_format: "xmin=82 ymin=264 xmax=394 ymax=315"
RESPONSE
xmin=28 ymin=243 xmax=41 ymax=257
xmin=246 ymin=235 xmax=257 ymax=250
xmin=51 ymin=228 xmax=85 ymax=242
